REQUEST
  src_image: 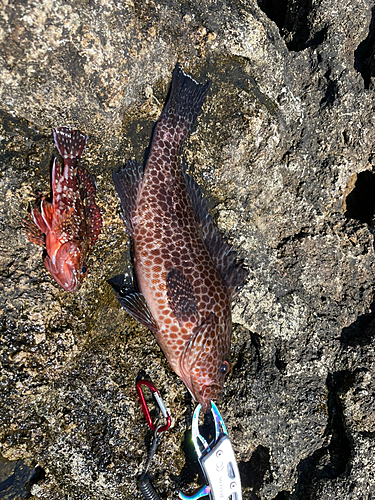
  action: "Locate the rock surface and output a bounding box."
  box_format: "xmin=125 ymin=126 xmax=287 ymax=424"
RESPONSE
xmin=1 ymin=0 xmax=375 ymax=499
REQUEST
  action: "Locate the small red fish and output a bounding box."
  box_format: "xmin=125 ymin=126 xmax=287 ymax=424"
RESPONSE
xmin=110 ymin=64 xmax=247 ymax=412
xmin=22 ymin=127 xmax=102 ymax=291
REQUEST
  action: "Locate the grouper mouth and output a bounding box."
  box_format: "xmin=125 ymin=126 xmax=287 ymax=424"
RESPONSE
xmin=200 ymin=383 xmax=223 ymax=409
xmin=187 ymin=381 xmax=223 ymax=414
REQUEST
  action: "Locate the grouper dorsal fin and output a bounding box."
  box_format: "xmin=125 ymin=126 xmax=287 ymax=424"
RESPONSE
xmin=112 ymin=160 xmax=144 ymax=236
xmin=183 ymin=167 xmax=248 ymax=300
xmin=166 ymin=268 xmax=199 ymax=326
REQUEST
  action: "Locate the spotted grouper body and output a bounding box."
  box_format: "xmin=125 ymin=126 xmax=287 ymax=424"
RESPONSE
xmin=111 ymin=64 xmax=247 ymax=412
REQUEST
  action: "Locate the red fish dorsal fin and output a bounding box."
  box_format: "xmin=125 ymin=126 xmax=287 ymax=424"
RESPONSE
xmin=53 ymin=127 xmax=88 ymax=165
xmin=40 ymin=199 xmax=54 ymax=231
xmin=76 ymin=165 xmax=102 ymax=249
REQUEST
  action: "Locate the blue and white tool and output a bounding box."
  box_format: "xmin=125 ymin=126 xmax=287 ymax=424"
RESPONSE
xmin=179 ymin=402 xmax=242 ymax=500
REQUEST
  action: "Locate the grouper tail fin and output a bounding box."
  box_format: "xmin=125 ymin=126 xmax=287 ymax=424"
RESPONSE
xmin=159 ymin=63 xmax=211 ymax=145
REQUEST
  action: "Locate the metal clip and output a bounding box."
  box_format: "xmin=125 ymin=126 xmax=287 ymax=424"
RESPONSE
xmin=136 ymin=379 xmax=171 ymax=433
xmin=136 ymin=379 xmax=171 ymax=500
xmin=179 ymin=402 xmax=242 ymax=500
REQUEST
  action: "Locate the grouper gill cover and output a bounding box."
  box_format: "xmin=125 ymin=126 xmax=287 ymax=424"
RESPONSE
xmin=110 ymin=63 xmax=248 ymax=412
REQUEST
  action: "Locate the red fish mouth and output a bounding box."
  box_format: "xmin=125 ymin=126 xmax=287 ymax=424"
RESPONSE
xmin=44 ymin=255 xmax=79 ymax=291
xmin=53 ymin=272 xmax=78 ymax=292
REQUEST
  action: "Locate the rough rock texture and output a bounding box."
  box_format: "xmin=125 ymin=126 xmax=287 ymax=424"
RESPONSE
xmin=1 ymin=0 xmax=375 ymax=499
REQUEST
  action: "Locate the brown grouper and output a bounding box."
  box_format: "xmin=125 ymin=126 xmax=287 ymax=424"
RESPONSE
xmin=110 ymin=64 xmax=247 ymax=412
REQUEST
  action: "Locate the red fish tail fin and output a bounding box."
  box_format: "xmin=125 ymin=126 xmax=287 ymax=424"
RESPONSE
xmin=160 ymin=63 xmax=211 ymax=145
xmin=53 ymin=127 xmax=88 ymax=166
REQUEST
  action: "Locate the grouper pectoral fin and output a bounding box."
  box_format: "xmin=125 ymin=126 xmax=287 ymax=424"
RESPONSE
xmin=108 ymin=273 xmax=158 ymax=334
xmin=166 ymin=268 xmax=199 ymax=326
xmin=183 ymin=165 xmax=248 ymax=300
xmin=112 ymin=159 xmax=144 ymax=236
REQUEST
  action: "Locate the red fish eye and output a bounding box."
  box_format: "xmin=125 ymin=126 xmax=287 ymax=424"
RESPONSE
xmin=81 ymin=266 xmax=87 ymax=274
xmin=221 ymin=361 xmax=230 ymax=374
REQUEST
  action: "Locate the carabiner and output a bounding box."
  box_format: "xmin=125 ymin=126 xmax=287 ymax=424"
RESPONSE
xmin=136 ymin=379 xmax=171 ymax=433
xmin=179 ymin=402 xmax=242 ymax=500
xmin=191 ymin=401 xmax=228 ymax=457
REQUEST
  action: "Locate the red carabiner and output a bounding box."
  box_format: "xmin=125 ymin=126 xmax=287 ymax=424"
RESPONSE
xmin=136 ymin=380 xmax=171 ymax=433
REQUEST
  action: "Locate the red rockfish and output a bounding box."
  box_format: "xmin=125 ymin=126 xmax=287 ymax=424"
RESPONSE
xmin=109 ymin=64 xmax=247 ymax=412
xmin=23 ymin=127 xmax=102 ymax=291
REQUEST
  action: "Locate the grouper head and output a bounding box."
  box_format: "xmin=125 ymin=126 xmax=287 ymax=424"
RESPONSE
xmin=179 ymin=312 xmax=231 ymax=413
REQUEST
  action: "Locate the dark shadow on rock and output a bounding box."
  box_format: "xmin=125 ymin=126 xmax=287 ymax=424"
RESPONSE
xmin=232 ymin=329 xmax=262 ymax=375
xmin=289 ymin=371 xmax=352 ymax=499
xmin=256 ymin=0 xmax=288 ymax=31
xmin=25 ymin=465 xmax=45 ymax=493
xmin=282 ymin=0 xmax=314 ymax=51
xmin=320 ymin=372 xmax=352 ymax=477
xmin=354 ymin=6 xmax=375 ymax=89
xmin=274 ymin=347 xmax=288 ymax=374
xmin=320 ymin=73 xmax=339 ymax=107
xmin=273 ymin=490 xmax=290 ymax=500
xmin=239 ymin=444 xmax=270 ymax=493
xmin=340 ymin=300 xmax=375 ymax=345
xmin=256 ymin=0 xmax=327 ymax=52
xmin=344 ymin=170 xmax=375 ymax=225
xmin=273 ymin=492 xmax=291 ymax=500
xmin=0 ymin=459 xmax=41 ymax=500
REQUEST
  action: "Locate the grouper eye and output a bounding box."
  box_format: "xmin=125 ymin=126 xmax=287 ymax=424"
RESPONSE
xmin=81 ymin=266 xmax=87 ymax=274
xmin=221 ymin=361 xmax=230 ymax=374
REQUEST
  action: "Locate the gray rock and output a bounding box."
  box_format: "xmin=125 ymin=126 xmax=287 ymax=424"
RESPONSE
xmin=1 ymin=0 xmax=375 ymax=499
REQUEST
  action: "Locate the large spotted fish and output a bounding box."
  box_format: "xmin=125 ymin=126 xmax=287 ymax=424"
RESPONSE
xmin=109 ymin=64 xmax=247 ymax=412
xmin=22 ymin=127 xmax=102 ymax=291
